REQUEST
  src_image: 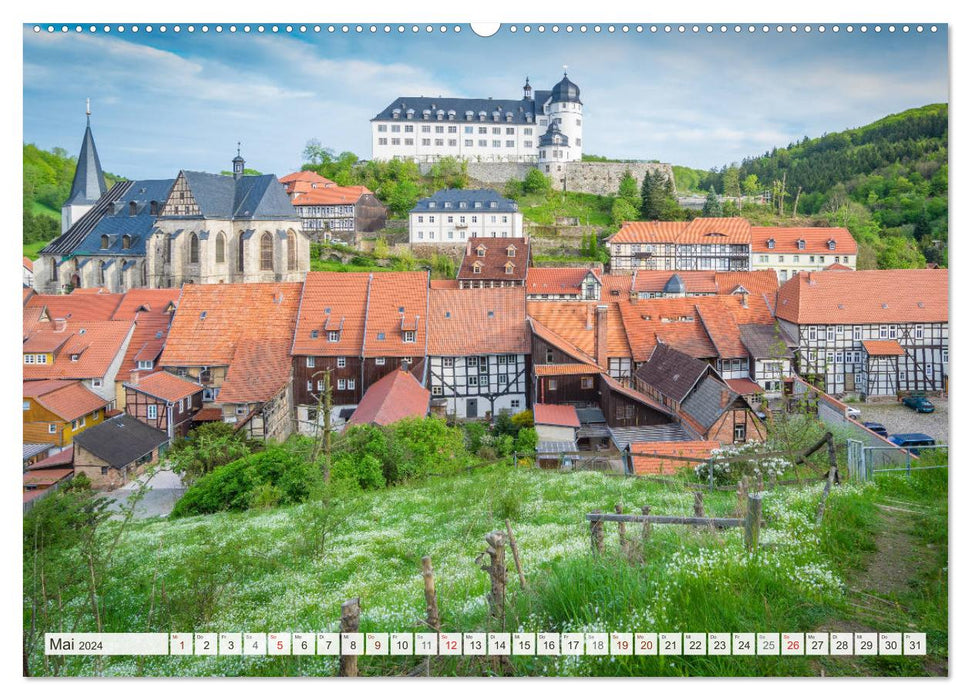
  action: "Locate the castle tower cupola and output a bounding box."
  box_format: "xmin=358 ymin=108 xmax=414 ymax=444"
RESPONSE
xmin=523 ymin=76 xmax=532 ymax=100
xmin=550 ymin=71 xmax=581 ymax=104
xmin=232 ymin=142 xmax=245 ymax=180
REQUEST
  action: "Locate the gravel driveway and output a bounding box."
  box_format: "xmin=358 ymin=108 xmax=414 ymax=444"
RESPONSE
xmin=857 ymin=400 xmax=949 ymax=444
xmin=104 ymin=467 xmax=185 ymax=519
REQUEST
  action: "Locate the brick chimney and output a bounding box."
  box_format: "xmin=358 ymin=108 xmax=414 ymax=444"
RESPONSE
xmin=53 ymin=318 xmax=67 ymax=332
xmin=741 ymin=292 xmax=749 ymax=309
xmin=720 ymin=388 xmax=731 ymax=408
xmin=595 ymin=304 xmax=608 ymax=368
xmin=129 ymin=370 xmax=140 ymax=386
xmin=585 ymin=303 xmax=594 ymax=330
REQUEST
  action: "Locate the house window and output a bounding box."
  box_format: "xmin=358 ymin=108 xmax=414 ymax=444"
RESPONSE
xmin=260 ymin=232 xmax=273 ymax=271
xmin=189 ymin=233 xmax=199 ymax=264
xmin=306 ymin=357 xmax=315 ymax=368
xmin=347 ymin=379 xmax=356 ymax=390
xmin=734 ymin=423 xmax=746 ymax=442
xmin=549 ymin=379 xmax=558 ymax=390
xmin=808 ymin=327 xmax=817 ymax=341
xmin=580 ymin=377 xmax=594 ymax=389
xmin=375 ymin=357 xmax=385 ymax=366
xmin=137 ymin=360 xmax=153 ymax=370
xmin=24 ymin=355 xmax=34 ymax=364
xmin=943 ymin=349 xmax=948 ymax=363
xmin=147 ymin=405 xmax=158 ymax=420
xmin=469 ymin=375 xmax=479 ymax=387
xmin=22 ymin=401 xmax=28 ymax=411
xmin=511 ymin=400 xmax=520 ymax=409
xmin=48 ymin=423 xmax=56 ymax=434
xmin=889 ymin=325 xmax=898 ymax=339
xmin=545 ymin=349 xmax=554 ymax=363
xmin=853 ymin=326 xmax=862 ymax=341
xmin=879 ymin=325 xmax=888 ymax=339
xmin=92 ymin=379 xmax=102 ymax=388
xmin=826 ymin=327 xmax=835 ymax=342
xmin=432 ymin=386 xmax=443 ymax=396
xmin=328 ymin=331 xmax=340 ymax=342
xmin=215 ymin=233 xmax=226 ymax=263
xmin=404 ymin=331 xmax=416 ymax=343
xmin=338 ymin=357 xmax=347 ymax=368
xmin=915 ymin=324 xmax=924 ymax=340
xmin=337 ymin=379 xmax=346 ymax=390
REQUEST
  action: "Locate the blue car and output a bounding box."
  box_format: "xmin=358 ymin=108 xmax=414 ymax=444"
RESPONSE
xmin=902 ymin=395 xmax=935 ymax=413
xmin=889 ymin=433 xmax=936 ymax=455
xmin=863 ymin=421 xmax=888 ymax=438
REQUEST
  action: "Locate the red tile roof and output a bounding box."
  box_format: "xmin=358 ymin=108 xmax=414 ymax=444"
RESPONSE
xmin=725 ymin=378 xmax=763 ymax=395
xmin=23 ymin=256 xmax=33 ymax=272
xmin=775 ymin=269 xmax=948 ymax=324
xmin=751 ymin=226 xmax=857 ymax=254
xmin=218 ymin=338 xmax=294 ymax=404
xmin=633 ymin=270 xmax=719 ymax=294
xmin=25 ymin=446 xmax=74 ymax=470
xmin=193 ymin=407 xmax=224 ymax=422
xmin=427 ymin=287 xmax=527 ymax=356
xmin=347 ymin=369 xmax=430 ymax=427
xmin=292 ymin=272 xmax=371 ymax=356
xmin=696 ymin=304 xmax=746 ymax=358
xmin=125 ymin=371 xmax=203 ymax=403
xmin=111 ymin=289 xmax=181 ymax=378
xmin=608 ymin=217 xmax=752 ymax=245
xmin=601 ymin=273 xmax=634 ymax=297
xmin=862 ymin=340 xmax=905 ymax=357
xmin=160 ymin=282 xmax=303 ymax=367
xmin=629 ymin=440 xmax=719 ymax=475
xmin=457 ymin=237 xmax=530 ymax=281
xmin=533 ymin=363 xmax=600 ymax=376
xmin=23 ymin=320 xmax=135 ymax=381
xmin=824 ymin=262 xmax=854 ymax=271
xmin=527 ymin=301 xmax=631 ymax=363
xmin=293 ymin=185 xmax=372 ymax=206
xmin=25 ymin=290 xmax=124 ymax=322
xmin=525 ymin=267 xmax=601 ymax=296
xmin=430 ymin=279 xmax=460 ymax=289
xmin=23 ymin=380 xmax=108 ymax=421
xmin=279 ymin=171 xmax=337 ymax=194
xmin=533 ymin=403 xmax=581 ymax=428
xmin=363 ymin=272 xmax=429 ymax=357
xmin=24 ymin=468 xmax=74 ymax=487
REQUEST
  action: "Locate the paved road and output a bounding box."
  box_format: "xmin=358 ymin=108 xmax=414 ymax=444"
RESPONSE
xmin=104 ymin=467 xmax=185 ymax=519
xmin=857 ymin=400 xmax=949 ymax=444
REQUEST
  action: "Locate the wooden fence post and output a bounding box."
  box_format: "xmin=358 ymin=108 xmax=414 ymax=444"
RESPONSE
xmin=590 ymin=510 xmax=605 ymax=555
xmin=641 ymin=505 xmax=652 ymax=547
xmin=339 ymin=597 xmax=360 ymax=677
xmin=484 ymin=531 xmax=507 ymax=628
xmin=756 ymin=472 xmax=764 ymax=493
xmin=505 ymin=519 xmax=527 ymax=591
xmin=768 ymin=472 xmax=777 ymax=490
xmin=421 ymin=556 xmax=440 ymax=632
xmin=744 ymin=494 xmax=762 ymax=552
xmin=615 ymin=503 xmax=627 ymax=556
xmin=736 ymin=478 xmax=748 ymax=518
xmin=693 ymin=491 xmax=705 ymax=519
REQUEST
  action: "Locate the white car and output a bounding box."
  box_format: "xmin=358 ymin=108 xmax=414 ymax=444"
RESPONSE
xmin=845 ymin=406 xmax=861 ymax=419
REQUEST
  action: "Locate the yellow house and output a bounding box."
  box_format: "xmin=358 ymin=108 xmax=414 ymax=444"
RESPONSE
xmin=23 ymin=380 xmax=110 ymax=448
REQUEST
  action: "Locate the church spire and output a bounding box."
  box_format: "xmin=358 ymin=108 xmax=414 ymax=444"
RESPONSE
xmin=66 ymin=98 xmax=106 ymax=206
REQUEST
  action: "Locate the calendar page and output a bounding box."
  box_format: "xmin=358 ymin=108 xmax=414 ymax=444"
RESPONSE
xmin=19 ymin=4 xmax=952 ymax=688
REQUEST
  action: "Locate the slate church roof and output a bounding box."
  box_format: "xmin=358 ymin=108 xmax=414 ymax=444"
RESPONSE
xmin=65 ymin=114 xmax=107 ymax=206
xmin=167 ymin=171 xmax=298 ymax=220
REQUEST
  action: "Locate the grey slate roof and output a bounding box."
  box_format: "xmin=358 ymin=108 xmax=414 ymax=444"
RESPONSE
xmin=373 ymin=91 xmax=552 ymax=125
xmin=66 ymin=119 xmax=107 ymax=206
xmin=575 ymin=406 xmax=606 ymax=424
xmin=73 ymin=414 xmax=168 ymax=468
xmin=608 ymin=424 xmax=691 ymax=451
xmin=538 ymin=122 xmax=570 ymax=148
xmin=411 ymin=188 xmax=518 ymax=213
xmin=681 ymin=376 xmax=737 ymax=431
xmin=23 ymin=443 xmax=54 ymax=461
xmin=738 ymin=323 xmax=796 ymax=359
xmin=550 ymin=73 xmax=582 ymax=104
xmin=537 ymin=440 xmax=579 ymax=455
xmin=73 ymin=179 xmax=176 ymax=257
xmin=634 ymin=344 xmax=709 ymax=403
xmin=663 ymin=274 xmax=686 ymax=294
xmin=42 ymin=181 xmax=133 ymax=256
xmin=173 ymin=171 xmax=297 ymax=220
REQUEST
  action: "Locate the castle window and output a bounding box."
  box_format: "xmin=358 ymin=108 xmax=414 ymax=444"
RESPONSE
xmin=287 ymin=231 xmax=297 ymax=271
xmin=189 ymin=233 xmax=199 ymax=264
xmin=122 ymin=235 xmax=131 ymax=250
xmin=215 ymin=233 xmax=226 ymax=263
xmin=260 ymin=233 xmax=273 ymax=271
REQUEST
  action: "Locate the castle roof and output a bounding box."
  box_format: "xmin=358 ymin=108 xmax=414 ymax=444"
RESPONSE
xmin=550 ymin=73 xmax=582 ymax=104
xmin=373 ymin=92 xmax=552 ymax=125
xmin=411 ymin=188 xmax=518 ymax=213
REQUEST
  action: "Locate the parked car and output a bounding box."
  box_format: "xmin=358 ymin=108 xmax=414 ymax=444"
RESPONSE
xmin=863 ymin=421 xmax=888 ymax=438
xmin=845 ymin=406 xmax=861 ymax=419
xmin=902 ymin=394 xmax=935 ymax=413
xmin=888 ymin=433 xmax=936 ymax=455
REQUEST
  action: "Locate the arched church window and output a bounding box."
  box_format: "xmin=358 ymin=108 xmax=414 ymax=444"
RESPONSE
xmin=215 ymin=233 xmax=226 ymax=264
xmin=287 ymin=231 xmax=296 ymax=271
xmin=189 ymin=233 xmax=199 ymax=264
xmin=260 ymin=232 xmax=273 ymax=271
xmin=237 ymin=233 xmax=245 ymax=272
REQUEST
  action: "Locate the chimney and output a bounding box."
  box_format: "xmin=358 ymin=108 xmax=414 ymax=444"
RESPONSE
xmin=741 ymin=292 xmax=749 ymax=309
xmin=53 ymin=318 xmax=67 ymax=332
xmin=595 ymin=304 xmax=608 ymax=368
xmin=585 ymin=304 xmax=594 ymax=331
xmin=720 ymin=388 xmax=731 ymax=408
xmin=129 ymin=370 xmax=140 ymax=386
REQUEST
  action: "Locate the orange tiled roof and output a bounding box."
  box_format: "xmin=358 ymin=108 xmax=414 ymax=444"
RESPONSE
xmin=633 ymin=270 xmax=719 ymax=295
xmin=527 ymin=301 xmax=631 ymax=361
xmin=23 ymin=380 xmax=108 ymax=421
xmin=23 ymin=287 xmax=36 ymax=305
xmin=160 ymin=282 xmax=302 ymax=367
xmin=428 ymin=287 xmax=527 ymax=356
xmin=25 ymin=445 xmax=74 ymax=470
xmin=713 ymin=270 xmax=780 ymax=299
xmin=125 ymin=371 xmax=202 ymax=403
xmin=725 ymin=378 xmax=764 ymax=395
xmin=23 ymin=256 xmax=33 ymax=272
xmin=347 ymin=368 xmax=430 ymax=426
xmin=533 ymin=403 xmax=581 ymax=428
xmin=751 ymin=226 xmax=857 ymax=254
xmin=525 ymin=267 xmax=601 ymax=296
xmin=24 ymin=468 xmax=74 ymax=487
xmin=430 ymin=279 xmax=460 ymax=289
xmin=25 ymin=291 xmax=124 ymax=322
xmin=862 ymin=340 xmax=905 ymax=357
xmin=824 ymin=262 xmax=854 ymax=271
xmin=775 ymin=269 xmax=948 ymax=324
xmin=23 ymin=320 xmax=134 ymax=381
xmin=629 ymin=440 xmax=719 ymax=475
xmin=601 ymin=272 xmax=634 ymax=297
xmin=293 ymin=185 xmax=372 ymax=207
xmin=608 ymin=217 xmax=752 ymax=245
xmin=292 ymin=272 xmax=371 ymax=356
xmin=363 ymin=272 xmax=430 ymax=357
xmin=111 ymin=288 xmax=181 ymax=378
xmin=533 ymin=363 xmax=600 ymax=376
xmin=218 ymin=338 xmax=294 ymax=404
xmin=193 ymin=407 xmax=224 ymax=422
xmin=457 ymin=237 xmax=530 ymax=281
xmin=696 ymin=304 xmax=746 ymax=358
xmin=279 ymin=171 xmax=337 ymax=195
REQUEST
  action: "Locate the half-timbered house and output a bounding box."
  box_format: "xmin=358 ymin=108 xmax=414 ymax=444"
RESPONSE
xmin=123 ymin=371 xmax=203 ymax=439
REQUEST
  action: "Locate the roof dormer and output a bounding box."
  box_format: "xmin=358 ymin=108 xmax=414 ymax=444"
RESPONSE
xmin=472 ymin=261 xmax=483 ymax=274
xmin=476 ymin=245 xmax=487 ymax=257
xmin=797 ymin=239 xmax=806 ymax=250
xmin=504 ymin=262 xmax=515 ymax=274
xmin=766 ymin=238 xmax=775 ymax=249
xmin=827 ymin=239 xmax=836 ymax=250
xmin=506 ymin=245 xmax=517 ymax=257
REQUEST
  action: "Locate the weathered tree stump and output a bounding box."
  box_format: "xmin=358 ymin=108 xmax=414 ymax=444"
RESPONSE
xmin=339 ymin=597 xmax=360 ymax=677
xmin=590 ymin=509 xmax=605 ymax=555
xmin=421 ymin=556 xmax=440 ymax=632
xmin=483 ymin=531 xmax=507 ymax=628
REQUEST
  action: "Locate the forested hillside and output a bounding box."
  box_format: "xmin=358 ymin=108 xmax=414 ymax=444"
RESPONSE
xmin=701 ymin=104 xmax=948 ymax=267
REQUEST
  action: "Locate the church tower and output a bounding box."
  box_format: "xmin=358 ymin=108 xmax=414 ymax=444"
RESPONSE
xmin=232 ymin=143 xmax=245 ymax=181
xmin=61 ymin=99 xmax=107 ymax=234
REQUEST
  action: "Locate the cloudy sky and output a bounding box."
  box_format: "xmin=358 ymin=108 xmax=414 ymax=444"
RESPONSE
xmin=23 ymin=24 xmax=948 ymax=178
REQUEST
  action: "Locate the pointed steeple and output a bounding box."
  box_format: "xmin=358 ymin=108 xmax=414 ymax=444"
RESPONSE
xmin=66 ymin=99 xmax=107 ymax=206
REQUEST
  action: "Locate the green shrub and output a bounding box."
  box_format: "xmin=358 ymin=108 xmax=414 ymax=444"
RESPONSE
xmin=463 ymin=422 xmax=487 ymax=454
xmin=331 ymin=453 xmax=385 ymax=491
xmin=511 ymin=410 xmax=534 ymax=429
xmin=172 ymin=447 xmax=323 ymax=517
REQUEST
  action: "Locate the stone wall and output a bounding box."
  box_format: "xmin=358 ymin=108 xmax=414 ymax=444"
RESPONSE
xmin=438 ymin=161 xmax=676 ymax=197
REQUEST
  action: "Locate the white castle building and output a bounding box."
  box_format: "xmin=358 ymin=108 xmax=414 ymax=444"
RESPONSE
xmin=371 ymin=72 xmax=583 ymax=165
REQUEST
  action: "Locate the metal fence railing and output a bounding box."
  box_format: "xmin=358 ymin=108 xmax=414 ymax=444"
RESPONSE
xmin=846 ymin=439 xmax=948 ymax=481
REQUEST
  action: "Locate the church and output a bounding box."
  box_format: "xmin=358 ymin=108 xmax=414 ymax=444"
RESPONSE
xmin=370 ymin=71 xmax=583 ymax=165
xmin=35 ymin=109 xmax=310 ymax=294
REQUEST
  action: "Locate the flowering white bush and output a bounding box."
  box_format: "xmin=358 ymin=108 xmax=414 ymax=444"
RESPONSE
xmin=693 ymin=441 xmax=794 ymax=486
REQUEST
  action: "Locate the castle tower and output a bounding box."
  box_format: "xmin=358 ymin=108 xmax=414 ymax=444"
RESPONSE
xmin=61 ymin=99 xmax=107 ymax=234
xmin=544 ymin=70 xmax=583 ymax=162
